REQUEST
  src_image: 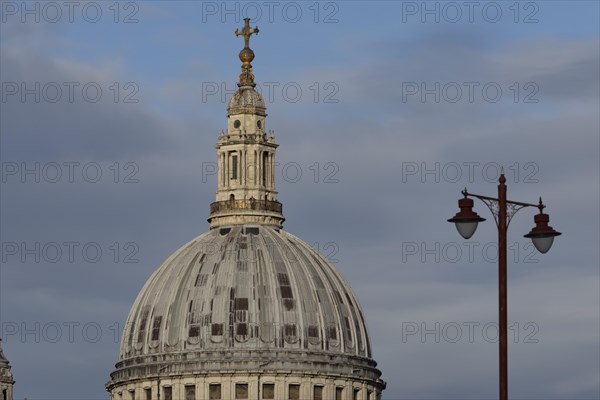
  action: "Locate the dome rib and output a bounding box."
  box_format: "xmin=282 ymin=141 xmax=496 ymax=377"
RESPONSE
xmin=283 ymin=232 xmax=344 ymax=353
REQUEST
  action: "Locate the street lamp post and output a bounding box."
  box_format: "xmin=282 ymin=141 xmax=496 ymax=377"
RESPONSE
xmin=447 ymin=171 xmax=561 ymax=400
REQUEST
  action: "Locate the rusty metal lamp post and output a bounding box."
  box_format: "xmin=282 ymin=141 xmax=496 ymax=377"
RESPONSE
xmin=447 ymin=171 xmax=561 ymax=400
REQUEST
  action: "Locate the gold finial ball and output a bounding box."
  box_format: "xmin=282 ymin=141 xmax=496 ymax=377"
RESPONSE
xmin=239 ymin=47 xmax=255 ymax=63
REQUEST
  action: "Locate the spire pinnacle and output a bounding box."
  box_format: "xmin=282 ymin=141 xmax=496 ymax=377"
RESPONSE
xmin=208 ymin=21 xmax=283 ymax=229
xmin=235 ymin=18 xmax=259 ymax=87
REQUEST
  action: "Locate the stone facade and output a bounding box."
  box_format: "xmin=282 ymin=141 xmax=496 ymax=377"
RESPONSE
xmin=111 ymin=374 xmax=380 ymax=400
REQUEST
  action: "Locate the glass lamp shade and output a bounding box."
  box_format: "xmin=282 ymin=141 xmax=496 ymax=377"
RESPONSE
xmin=524 ymin=211 xmax=561 ymax=254
xmin=453 ymin=220 xmax=479 ymax=239
xmin=448 ymin=196 xmax=485 ymax=239
xmin=530 ymin=235 xmax=555 ymax=254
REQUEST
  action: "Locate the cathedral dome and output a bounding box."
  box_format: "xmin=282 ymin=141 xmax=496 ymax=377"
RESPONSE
xmin=227 ymin=87 xmax=266 ymax=117
xmin=112 ymin=225 xmax=381 ymax=382
xmin=108 ymin=19 xmax=384 ymax=400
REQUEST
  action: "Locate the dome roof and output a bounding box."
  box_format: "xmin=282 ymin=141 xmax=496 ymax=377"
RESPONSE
xmin=109 ymin=21 xmax=384 ymax=397
xmin=227 ymin=86 xmax=266 ymax=116
xmin=119 ymin=225 xmax=373 ymax=363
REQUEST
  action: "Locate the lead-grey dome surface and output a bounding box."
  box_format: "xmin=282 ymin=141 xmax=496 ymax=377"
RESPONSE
xmin=227 ymin=86 xmax=266 ymax=116
xmin=119 ymin=225 xmax=373 ymax=362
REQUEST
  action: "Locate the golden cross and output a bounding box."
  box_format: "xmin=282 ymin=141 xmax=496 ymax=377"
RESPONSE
xmin=235 ymin=18 xmax=259 ymax=49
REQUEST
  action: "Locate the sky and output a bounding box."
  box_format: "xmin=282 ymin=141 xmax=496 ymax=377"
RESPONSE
xmin=0 ymin=1 xmax=599 ymax=399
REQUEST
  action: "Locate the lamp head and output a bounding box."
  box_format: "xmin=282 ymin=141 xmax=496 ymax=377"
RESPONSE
xmin=524 ymin=198 xmax=561 ymax=254
xmin=448 ymin=192 xmax=486 ymax=239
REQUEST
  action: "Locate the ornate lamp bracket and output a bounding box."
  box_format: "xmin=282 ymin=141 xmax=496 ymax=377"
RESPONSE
xmin=505 ymin=202 xmax=530 ymax=228
xmin=463 ymin=189 xmax=532 ymax=228
xmin=477 ymin=198 xmax=529 ymax=228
